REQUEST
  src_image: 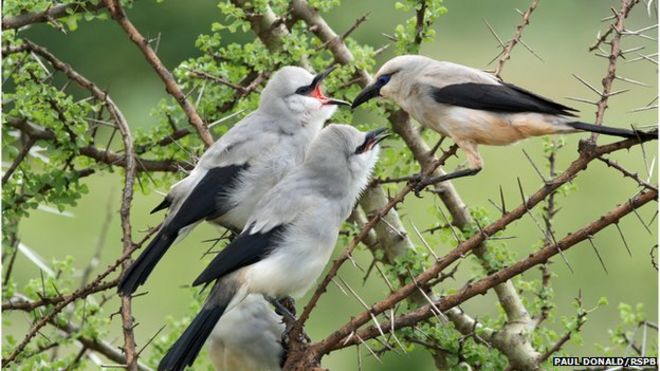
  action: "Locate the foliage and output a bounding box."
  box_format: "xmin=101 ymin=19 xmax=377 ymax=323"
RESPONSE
xmin=1 ymin=0 xmax=656 ymax=370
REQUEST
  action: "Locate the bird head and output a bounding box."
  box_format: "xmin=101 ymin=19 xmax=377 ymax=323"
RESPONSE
xmin=260 ymin=65 xmax=349 ymax=123
xmin=351 ymin=55 xmax=431 ymax=109
xmin=306 ymin=124 xmax=388 ymax=199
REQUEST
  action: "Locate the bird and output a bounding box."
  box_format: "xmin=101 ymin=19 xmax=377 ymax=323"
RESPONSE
xmin=118 ymin=65 xmax=349 ymax=295
xmin=207 ymin=294 xmax=285 ymax=371
xmin=351 ymin=54 xmax=657 ymax=187
xmin=158 ymin=124 xmax=388 ymax=371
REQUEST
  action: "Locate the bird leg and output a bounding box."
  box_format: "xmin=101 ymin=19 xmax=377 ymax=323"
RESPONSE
xmin=265 ymin=296 xmax=311 ymax=345
xmin=265 ymin=295 xmax=297 ymax=322
xmin=411 ymin=167 xmax=481 ymax=196
xmin=410 ymin=140 xmax=483 ymax=196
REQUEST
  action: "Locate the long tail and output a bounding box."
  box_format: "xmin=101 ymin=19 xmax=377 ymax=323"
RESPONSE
xmin=158 ymin=282 xmax=237 ymax=371
xmin=118 ymin=229 xmax=176 ymax=295
xmin=566 ymin=121 xmax=658 ymax=141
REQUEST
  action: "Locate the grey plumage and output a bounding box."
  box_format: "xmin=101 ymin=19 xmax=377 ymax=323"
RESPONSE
xmin=352 ymin=55 xmax=656 ymax=182
xmin=119 ymin=65 xmax=347 ymax=295
xmin=158 ymin=124 xmax=386 ymax=371
xmin=207 ymin=294 xmax=284 ymax=371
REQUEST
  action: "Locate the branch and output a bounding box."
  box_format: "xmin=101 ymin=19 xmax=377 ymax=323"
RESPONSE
xmin=597 ymin=156 xmax=658 ymax=191
xmin=538 ymin=309 xmax=587 ymax=363
xmin=6 ymin=117 xmax=189 ymax=172
xmin=1 ymin=1 xmax=106 ymax=30
xmin=494 ymin=0 xmax=541 ymax=78
xmin=109 ymin=49 xmax=139 ymax=371
xmin=53 ymin=320 xmax=152 ymax=371
xmin=104 ymin=0 xmax=214 ymax=147
xmin=3 ymin=293 xmax=152 ymax=371
xmin=2 ymin=136 xmax=35 ymax=185
xmin=414 ymin=0 xmax=428 ymax=46
xmin=2 ymin=280 xmax=117 ymax=312
xmin=592 ymin=0 xmax=640 ymax=140
xmin=229 ymin=0 xmax=292 ymax=53
xmin=311 ymin=135 xmax=655 ymax=357
xmin=1 ymin=252 xmax=129 ymax=365
xmin=336 ymin=189 xmax=656 ymax=349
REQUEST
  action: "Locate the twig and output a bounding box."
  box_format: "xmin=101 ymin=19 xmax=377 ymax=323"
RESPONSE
xmin=591 ymin=0 xmax=640 ymax=141
xmin=2 ymin=1 xmax=107 ymax=30
xmin=104 ymin=0 xmax=213 ymax=147
xmin=597 ymin=156 xmax=658 ymax=192
xmin=494 ymin=0 xmax=541 ymax=78
xmin=2 ymin=137 xmax=36 ymax=185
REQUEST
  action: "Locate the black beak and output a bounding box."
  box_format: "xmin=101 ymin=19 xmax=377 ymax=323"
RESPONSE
xmin=302 ymin=65 xmax=351 ymax=106
xmin=356 ymin=127 xmax=390 ymax=153
xmin=310 ymin=65 xmax=336 ymax=89
xmin=368 ymin=127 xmax=391 ymax=146
xmin=351 ymin=83 xmax=381 ymax=109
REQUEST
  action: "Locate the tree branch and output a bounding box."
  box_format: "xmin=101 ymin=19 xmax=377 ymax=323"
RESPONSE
xmin=1 ymin=1 xmax=106 ymax=30
xmin=592 ymin=0 xmax=639 ymax=140
xmin=335 ymin=189 xmax=656 ymax=349
xmin=104 ymin=0 xmax=214 ymax=147
xmin=311 ymin=135 xmax=655 ymax=358
xmin=494 ymin=0 xmax=541 ymax=78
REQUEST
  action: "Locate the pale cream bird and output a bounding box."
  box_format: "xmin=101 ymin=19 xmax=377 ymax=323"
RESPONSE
xmin=352 ymin=55 xmax=656 ymax=187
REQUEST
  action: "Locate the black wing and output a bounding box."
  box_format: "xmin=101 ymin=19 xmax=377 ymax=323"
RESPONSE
xmin=431 ymin=82 xmax=578 ymax=117
xmin=192 ymin=225 xmax=287 ymax=286
xmin=165 ymin=164 xmax=249 ymax=232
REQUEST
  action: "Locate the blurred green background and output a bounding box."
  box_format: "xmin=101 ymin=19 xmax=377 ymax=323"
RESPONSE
xmin=5 ymin=1 xmax=658 ymax=370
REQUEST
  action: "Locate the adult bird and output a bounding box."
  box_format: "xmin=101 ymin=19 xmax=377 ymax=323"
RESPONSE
xmin=118 ymin=65 xmax=349 ymax=295
xmin=207 ymin=294 xmax=285 ymax=371
xmin=352 ymin=55 xmax=656 ymax=187
xmin=158 ymin=124 xmax=387 ymax=371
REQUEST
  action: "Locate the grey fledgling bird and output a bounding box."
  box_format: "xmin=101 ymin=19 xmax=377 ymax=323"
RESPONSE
xmin=207 ymin=294 xmax=284 ymax=371
xmin=158 ymin=124 xmax=387 ymax=371
xmin=352 ymin=55 xmax=656 ymax=185
xmin=118 ymin=66 xmax=348 ymax=295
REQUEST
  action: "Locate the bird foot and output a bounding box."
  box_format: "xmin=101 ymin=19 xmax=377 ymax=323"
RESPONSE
xmin=266 ymin=296 xmax=297 ymax=321
xmin=406 ymin=173 xmax=427 ymax=198
xmin=281 ymin=319 xmax=311 ymax=346
xmin=410 ymin=168 xmax=482 ymax=197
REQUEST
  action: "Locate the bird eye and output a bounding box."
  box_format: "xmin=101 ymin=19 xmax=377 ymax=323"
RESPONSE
xmin=354 ymin=138 xmax=369 ymax=154
xmin=295 ymin=86 xmax=310 ymax=95
xmin=377 ymin=74 xmax=391 ymax=85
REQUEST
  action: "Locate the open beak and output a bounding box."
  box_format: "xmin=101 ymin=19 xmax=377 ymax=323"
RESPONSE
xmin=357 ymin=127 xmax=390 ymax=153
xmin=351 ymin=83 xmax=381 ymax=109
xmin=308 ymin=66 xmax=350 ymax=106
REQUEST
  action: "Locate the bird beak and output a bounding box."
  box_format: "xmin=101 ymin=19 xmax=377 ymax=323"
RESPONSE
xmin=308 ymin=66 xmax=351 ymax=106
xmin=351 ymin=83 xmax=381 ymax=109
xmin=362 ymin=127 xmax=390 ymax=152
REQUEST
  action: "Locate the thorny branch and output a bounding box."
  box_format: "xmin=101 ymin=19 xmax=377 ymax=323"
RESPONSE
xmin=111 ymin=53 xmax=139 ymax=371
xmin=335 ymin=189 xmax=656 ymax=348
xmin=309 ymin=135 xmax=656 ymax=360
xmin=1 ymin=0 xmax=107 ymax=30
xmin=591 ymin=0 xmax=640 ymax=141
xmin=104 ymin=0 xmax=214 ymax=147
xmin=494 ymin=0 xmax=541 ymax=78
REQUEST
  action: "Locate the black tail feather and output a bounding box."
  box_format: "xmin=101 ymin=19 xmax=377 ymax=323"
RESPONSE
xmin=150 ymin=197 xmax=172 ymax=214
xmin=158 ymin=304 xmax=227 ymax=371
xmin=566 ymin=121 xmax=658 ymax=141
xmin=118 ymin=231 xmax=175 ymax=295
xmin=158 ymin=281 xmax=237 ymax=371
